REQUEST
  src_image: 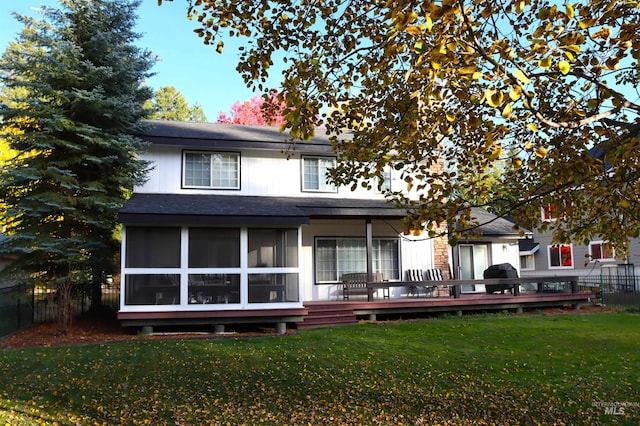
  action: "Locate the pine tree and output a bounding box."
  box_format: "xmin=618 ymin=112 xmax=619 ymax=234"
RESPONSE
xmin=0 ymin=0 xmax=155 ymax=333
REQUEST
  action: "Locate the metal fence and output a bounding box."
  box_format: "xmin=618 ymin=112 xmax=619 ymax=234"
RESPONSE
xmin=578 ymin=274 xmax=640 ymax=308
xmin=0 ymin=283 xmax=120 ymax=338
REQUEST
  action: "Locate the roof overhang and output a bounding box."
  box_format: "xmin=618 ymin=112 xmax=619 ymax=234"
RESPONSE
xmin=118 ymin=194 xmax=407 ymax=225
xmin=519 ymin=238 xmax=540 ymax=255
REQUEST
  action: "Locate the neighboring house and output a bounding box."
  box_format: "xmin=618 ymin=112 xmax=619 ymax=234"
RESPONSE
xmin=451 ymin=209 xmax=529 ymax=293
xmin=117 ymin=120 xmax=524 ymax=327
xmin=519 ymin=205 xmax=640 ymax=280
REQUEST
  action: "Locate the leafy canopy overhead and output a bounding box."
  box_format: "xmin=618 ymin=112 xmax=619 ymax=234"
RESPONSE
xmin=167 ymin=0 xmax=639 ymax=253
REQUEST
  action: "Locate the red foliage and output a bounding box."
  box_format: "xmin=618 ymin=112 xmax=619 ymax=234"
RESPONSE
xmin=217 ymin=91 xmax=287 ymax=126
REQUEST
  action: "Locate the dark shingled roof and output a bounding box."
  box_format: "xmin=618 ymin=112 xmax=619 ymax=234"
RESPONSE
xmin=138 ymin=119 xmax=338 ymax=153
xmin=519 ymin=238 xmax=540 ymax=254
xmin=461 ymin=208 xmax=529 ymax=239
xmin=119 ymin=193 xmax=524 ymax=238
xmin=118 ymin=193 xmax=406 ymax=225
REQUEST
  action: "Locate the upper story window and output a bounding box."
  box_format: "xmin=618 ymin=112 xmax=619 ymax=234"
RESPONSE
xmin=542 ymin=203 xmax=558 ymax=221
xmin=548 ymin=244 xmax=573 ymax=269
xmin=302 ymin=156 xmax=336 ymax=192
xmin=542 ymin=201 xmax=571 ymax=222
xmin=589 ymin=240 xmax=615 ymax=262
xmin=379 ymin=165 xmax=392 ymax=192
xmin=183 ymin=151 xmax=240 ymax=189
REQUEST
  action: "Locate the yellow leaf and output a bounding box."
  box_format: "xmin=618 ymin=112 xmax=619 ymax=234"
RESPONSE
xmin=558 ymin=60 xmax=570 ymax=74
xmin=565 ymin=4 xmax=574 ymax=19
xmin=485 ymin=89 xmax=504 ymax=107
xmin=512 ymin=69 xmax=530 ymax=84
xmin=426 ymin=14 xmax=433 ymax=31
xmin=563 ymin=44 xmax=581 ymax=53
xmin=509 ymin=86 xmax=522 ymax=101
xmin=406 ymin=26 xmax=422 ymax=36
xmin=459 ymin=66 xmax=477 ymax=75
xmin=535 ymin=147 xmax=548 ymax=158
xmin=515 ymin=0 xmax=526 ymax=14
xmin=526 ymin=123 xmax=539 ymax=133
xmin=472 ymin=71 xmax=483 ymax=80
xmin=538 ymin=56 xmax=552 ymax=69
xmin=216 ymin=41 xmax=224 ymax=54
xmin=489 ymin=146 xmax=502 ymax=160
xmin=512 ymin=158 xmax=523 ymax=168
xmin=446 ymin=113 xmax=456 ymax=122
xmin=431 ymin=61 xmax=441 ymax=70
xmin=578 ymin=19 xmax=593 ymax=29
xmin=563 ymin=50 xmax=575 ymax=62
xmin=502 ymin=102 xmax=513 ymax=119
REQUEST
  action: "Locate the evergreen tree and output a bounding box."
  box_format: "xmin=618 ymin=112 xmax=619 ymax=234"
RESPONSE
xmin=145 ymin=85 xmax=207 ymax=122
xmin=0 ymin=0 xmax=155 ymax=332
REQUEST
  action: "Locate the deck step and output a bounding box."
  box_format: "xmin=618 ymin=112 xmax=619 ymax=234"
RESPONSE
xmin=296 ymin=303 xmax=359 ymax=329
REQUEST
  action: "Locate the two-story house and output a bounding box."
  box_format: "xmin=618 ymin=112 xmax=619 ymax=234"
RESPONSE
xmin=117 ymin=120 xmax=524 ymax=332
xmin=519 ymin=205 xmax=639 ymax=292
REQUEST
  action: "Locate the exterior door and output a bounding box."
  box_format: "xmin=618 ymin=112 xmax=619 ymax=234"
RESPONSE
xmin=458 ymin=244 xmax=489 ymax=292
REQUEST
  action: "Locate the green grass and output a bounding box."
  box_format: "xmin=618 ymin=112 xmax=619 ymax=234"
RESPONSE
xmin=1 ymin=313 xmax=639 ymax=425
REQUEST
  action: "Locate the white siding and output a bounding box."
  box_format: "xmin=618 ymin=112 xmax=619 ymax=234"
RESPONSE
xmin=135 ymin=145 xmax=405 ymax=200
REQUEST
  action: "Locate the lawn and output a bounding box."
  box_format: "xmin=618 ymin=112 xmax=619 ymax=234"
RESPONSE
xmin=1 ymin=313 xmax=639 ymax=425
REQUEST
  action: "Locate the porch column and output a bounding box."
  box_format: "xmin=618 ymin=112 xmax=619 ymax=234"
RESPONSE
xmin=366 ymin=217 xmax=373 ymax=280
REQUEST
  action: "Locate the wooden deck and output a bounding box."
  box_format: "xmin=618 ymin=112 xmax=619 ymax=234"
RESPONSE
xmin=297 ymin=291 xmax=597 ymax=329
xmin=118 ymin=276 xmax=597 ymax=332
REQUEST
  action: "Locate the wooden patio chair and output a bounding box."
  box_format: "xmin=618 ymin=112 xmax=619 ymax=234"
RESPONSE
xmin=342 ymin=272 xmax=386 ymax=300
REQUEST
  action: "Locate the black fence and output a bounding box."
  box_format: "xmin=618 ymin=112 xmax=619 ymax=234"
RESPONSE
xmin=0 ymin=283 xmax=120 ymax=338
xmin=578 ymin=275 xmax=640 ymax=308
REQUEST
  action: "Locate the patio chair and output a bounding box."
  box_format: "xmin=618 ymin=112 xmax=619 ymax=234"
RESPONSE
xmin=406 ymin=269 xmax=440 ymax=297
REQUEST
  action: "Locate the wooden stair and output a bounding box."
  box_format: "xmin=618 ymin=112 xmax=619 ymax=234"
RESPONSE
xmin=296 ymin=302 xmax=359 ymax=329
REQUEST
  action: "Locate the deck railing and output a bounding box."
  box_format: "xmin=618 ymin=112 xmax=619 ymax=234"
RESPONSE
xmin=578 ymin=275 xmax=640 ymax=307
xmin=367 ymin=276 xmax=585 ymax=301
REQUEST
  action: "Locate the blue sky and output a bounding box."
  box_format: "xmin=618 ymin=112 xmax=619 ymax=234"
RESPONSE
xmin=0 ymin=0 xmax=281 ymax=121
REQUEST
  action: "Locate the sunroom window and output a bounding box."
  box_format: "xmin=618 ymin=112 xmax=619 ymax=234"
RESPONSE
xmin=315 ymin=238 xmax=399 ymax=283
xmin=183 ymin=151 xmax=239 ymax=189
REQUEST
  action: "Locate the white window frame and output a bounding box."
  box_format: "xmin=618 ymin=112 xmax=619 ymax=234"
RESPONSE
xmin=302 ymin=156 xmax=337 ymax=192
xmin=589 ymin=240 xmax=615 ymax=262
xmin=314 ymin=237 xmax=400 ymax=283
xmin=182 ymin=150 xmax=240 ymax=190
xmin=541 ymin=203 xmax=557 ymax=222
xmin=547 ymin=244 xmax=574 ymax=269
xmin=379 ymin=164 xmax=392 ymax=192
xmin=120 ymin=226 xmax=303 ymax=312
xmin=520 ymin=253 xmax=535 ymax=271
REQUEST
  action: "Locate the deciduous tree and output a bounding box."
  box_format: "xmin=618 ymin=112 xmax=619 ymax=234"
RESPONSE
xmin=0 ymin=0 xmax=155 ymax=332
xmin=166 ymin=0 xmax=640 ymax=254
xmin=145 ymin=85 xmax=207 ymax=122
xmin=217 ymin=90 xmax=287 ymax=125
